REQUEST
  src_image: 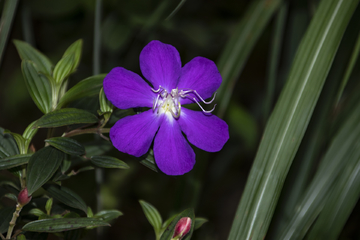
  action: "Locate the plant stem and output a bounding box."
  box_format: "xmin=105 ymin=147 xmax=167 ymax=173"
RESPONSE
xmin=62 ymin=127 xmax=110 ymax=139
xmin=6 ymin=203 xmax=23 ymax=239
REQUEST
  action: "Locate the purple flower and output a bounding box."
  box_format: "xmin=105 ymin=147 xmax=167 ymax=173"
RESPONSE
xmin=103 ymin=40 xmax=229 ymax=175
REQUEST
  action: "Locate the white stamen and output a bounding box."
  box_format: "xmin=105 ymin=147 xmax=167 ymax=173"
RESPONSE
xmin=193 ymin=98 xmax=216 ymax=113
xmin=151 ymin=86 xmax=216 ymax=118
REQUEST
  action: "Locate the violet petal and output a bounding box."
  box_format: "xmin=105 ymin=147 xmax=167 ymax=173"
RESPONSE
xmin=178 ymin=108 xmax=229 ymax=152
xmin=110 ymin=110 xmax=162 ymax=157
xmin=177 ymin=57 xmax=222 ymax=105
xmin=140 ymin=40 xmax=181 ymax=91
xmin=154 ymin=118 xmax=195 ymax=175
xmin=103 ymin=67 xmax=155 ymax=109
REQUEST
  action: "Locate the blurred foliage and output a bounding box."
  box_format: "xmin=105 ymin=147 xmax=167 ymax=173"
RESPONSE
xmin=0 ymin=0 xmax=360 ymax=239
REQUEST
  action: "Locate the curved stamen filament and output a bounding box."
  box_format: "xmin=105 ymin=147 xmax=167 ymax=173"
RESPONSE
xmin=193 ymin=98 xmax=216 ymax=114
xmin=151 ymin=86 xmax=163 ymax=93
xmin=180 ymin=90 xmax=216 ymax=104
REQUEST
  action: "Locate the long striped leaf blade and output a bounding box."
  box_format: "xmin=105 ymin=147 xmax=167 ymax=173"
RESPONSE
xmin=278 ymin=102 xmax=360 ymax=239
xmin=227 ymin=0 xmax=359 ymax=239
xmin=22 ymin=218 xmax=109 ymax=232
xmin=0 ymin=154 xmax=32 ymax=170
xmin=216 ymin=0 xmax=282 ymax=117
xmin=33 ymin=108 xmax=98 ymax=128
xmin=306 ymin=151 xmax=360 ymax=240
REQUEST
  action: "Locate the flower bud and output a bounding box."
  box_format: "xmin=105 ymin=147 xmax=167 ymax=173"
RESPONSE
xmin=18 ymin=188 xmax=32 ymax=206
xmin=172 ymin=217 xmax=191 ymax=240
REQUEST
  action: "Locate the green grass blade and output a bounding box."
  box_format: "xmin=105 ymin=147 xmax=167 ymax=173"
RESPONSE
xmin=279 ymin=100 xmax=360 ymax=240
xmin=0 ymin=0 xmax=19 ymax=66
xmin=306 ymin=153 xmax=360 ymax=240
xmin=335 ymin=32 xmax=360 ymax=104
xmin=227 ymin=0 xmax=359 ymax=239
xmin=263 ymin=2 xmax=287 ymax=122
xmin=216 ymin=0 xmax=282 ymax=118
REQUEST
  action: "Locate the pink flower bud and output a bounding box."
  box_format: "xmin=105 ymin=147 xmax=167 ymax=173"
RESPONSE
xmin=172 ymin=217 xmax=191 ymax=239
xmin=18 ymin=188 xmax=32 ymax=206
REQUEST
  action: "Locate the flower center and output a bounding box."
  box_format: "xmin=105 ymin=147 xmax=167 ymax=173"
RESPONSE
xmin=151 ymin=86 xmax=216 ymax=119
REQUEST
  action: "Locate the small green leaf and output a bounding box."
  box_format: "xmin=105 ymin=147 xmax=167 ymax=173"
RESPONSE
xmin=33 ymin=108 xmax=98 ymax=128
xmin=45 ymin=198 xmax=53 ymax=215
xmin=3 ymin=193 xmax=17 ymax=202
xmin=43 ymin=183 xmax=87 ymax=213
xmin=57 ymin=74 xmax=105 ymax=109
xmin=194 ymin=218 xmax=208 ymax=230
xmin=87 ymin=207 xmax=94 ymax=218
xmin=90 ymin=156 xmax=129 ymax=169
xmin=22 ymin=218 xmax=110 ymax=232
xmin=21 ymin=60 xmax=52 ymax=114
xmin=28 ymin=208 xmax=46 ymax=217
xmin=4 ymin=131 xmax=26 ymax=154
xmin=61 ymin=158 xmax=72 ymax=174
xmin=139 ymin=149 xmax=158 ymax=172
xmin=16 ymin=234 xmax=26 ymax=240
xmin=62 ymin=39 xmax=82 ymax=71
xmin=53 ymin=39 xmax=82 ymax=83
xmin=139 ymin=200 xmax=163 ymax=238
xmin=160 ymin=208 xmax=195 ymax=240
xmin=13 ymin=40 xmax=53 ymax=75
xmin=0 ymin=154 xmax=32 ymax=170
xmin=45 ymin=137 xmax=85 ymax=156
xmin=94 ymin=210 xmax=123 ymax=222
xmin=98 ymin=87 xmax=113 ymax=124
xmin=0 ymin=127 xmax=19 ymax=158
xmin=27 ymin=146 xmax=65 ymax=195
xmin=53 ymin=54 xmax=75 ymax=84
xmin=0 ymin=206 xmax=16 ymax=234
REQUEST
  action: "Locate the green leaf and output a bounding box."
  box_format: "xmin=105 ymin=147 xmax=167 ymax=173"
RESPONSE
xmin=139 ymin=200 xmax=163 ymax=238
xmin=45 ymin=137 xmax=85 ymax=156
xmin=22 ymin=218 xmax=109 ymax=232
xmin=13 ymin=40 xmax=53 ymax=75
xmin=0 ymin=127 xmax=19 ymax=158
xmin=279 ymin=101 xmax=360 ymax=239
xmin=160 ymin=209 xmax=195 ymax=240
xmin=94 ymin=210 xmax=123 ymax=222
xmin=43 ymin=183 xmax=87 ymax=213
xmin=21 ymin=60 xmax=52 ymax=114
xmin=0 ymin=154 xmax=32 ymax=170
xmin=53 ymin=39 xmax=82 ymax=84
xmin=57 ymin=74 xmax=105 ymax=109
xmin=194 ymin=218 xmax=208 ymax=230
xmin=16 ymin=234 xmax=26 ymax=240
xmin=87 ymin=207 xmax=94 ymax=218
xmin=27 ymin=146 xmax=65 ymax=195
xmin=45 ymin=198 xmax=53 ymax=215
xmin=0 ymin=206 xmax=16 ymax=234
xmin=90 ymin=156 xmax=129 ymax=169
xmin=227 ymin=0 xmax=359 ymax=239
xmin=139 ymin=149 xmax=158 ymax=172
xmin=63 ymin=39 xmax=82 ymax=69
xmin=33 ymin=108 xmax=98 ymax=128
xmin=53 ymin=54 xmax=75 ymax=84
xmin=28 ymin=208 xmax=46 ymax=217
xmin=4 ymin=131 xmax=26 ymax=154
